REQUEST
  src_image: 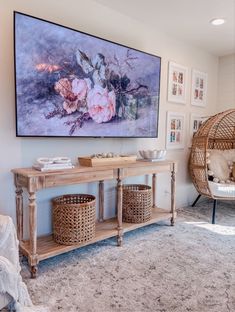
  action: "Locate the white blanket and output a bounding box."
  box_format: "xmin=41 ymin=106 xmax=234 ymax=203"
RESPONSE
xmin=0 ymin=215 xmax=48 ymax=312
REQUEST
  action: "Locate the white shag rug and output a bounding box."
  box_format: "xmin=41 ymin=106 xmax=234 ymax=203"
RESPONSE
xmin=21 ymin=200 xmax=235 ymax=312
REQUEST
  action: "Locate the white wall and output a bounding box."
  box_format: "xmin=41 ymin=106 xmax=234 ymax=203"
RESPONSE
xmin=0 ymin=0 xmax=219 ymax=236
xmin=217 ymin=53 xmax=235 ymax=111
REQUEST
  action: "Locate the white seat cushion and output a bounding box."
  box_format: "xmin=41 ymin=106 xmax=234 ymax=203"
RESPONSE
xmin=207 ymin=150 xmax=230 ymax=181
xmin=222 ymin=149 xmax=235 ymax=163
xmin=209 ymin=181 xmax=235 ymax=198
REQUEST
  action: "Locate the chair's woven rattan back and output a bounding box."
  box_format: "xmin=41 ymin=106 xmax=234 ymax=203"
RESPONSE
xmin=189 ymin=109 xmax=235 ymax=199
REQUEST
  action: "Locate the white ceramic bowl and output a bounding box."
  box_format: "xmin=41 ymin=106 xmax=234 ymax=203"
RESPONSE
xmin=139 ymin=149 xmax=166 ymax=160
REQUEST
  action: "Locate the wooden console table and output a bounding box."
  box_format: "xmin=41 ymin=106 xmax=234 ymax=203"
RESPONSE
xmin=12 ymin=160 xmax=177 ymax=278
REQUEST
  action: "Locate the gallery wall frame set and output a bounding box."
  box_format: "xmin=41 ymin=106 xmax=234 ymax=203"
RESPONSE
xmin=167 ymin=61 xmax=208 ymax=108
xmin=165 ymin=111 xmax=208 ymax=150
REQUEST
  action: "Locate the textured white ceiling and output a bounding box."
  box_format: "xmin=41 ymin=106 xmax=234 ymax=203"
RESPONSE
xmin=94 ymin=0 xmax=235 ymax=56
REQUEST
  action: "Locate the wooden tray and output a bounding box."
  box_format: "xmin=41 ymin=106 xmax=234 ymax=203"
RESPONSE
xmin=78 ymin=155 xmax=137 ymax=167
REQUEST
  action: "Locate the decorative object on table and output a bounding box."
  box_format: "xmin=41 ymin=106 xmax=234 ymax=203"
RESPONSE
xmin=122 ymin=184 xmax=152 ymax=223
xmin=189 ymin=113 xmax=207 ymax=147
xmin=166 ymin=111 xmax=185 ymax=150
xmin=191 ymin=69 xmax=207 ymax=107
xmin=78 ymin=154 xmax=137 ymax=167
xmin=138 ymin=149 xmax=166 ymax=161
xmin=189 ymin=109 xmax=235 ymax=224
xmin=167 ymin=61 xmax=188 ymax=104
xmin=33 ymin=157 xmax=74 ymax=171
xmin=90 ymin=152 xmax=117 ymax=158
xmin=52 ymin=194 xmax=96 ymax=245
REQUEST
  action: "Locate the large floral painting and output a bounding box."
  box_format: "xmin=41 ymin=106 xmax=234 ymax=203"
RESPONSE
xmin=14 ymin=12 xmax=161 ymax=137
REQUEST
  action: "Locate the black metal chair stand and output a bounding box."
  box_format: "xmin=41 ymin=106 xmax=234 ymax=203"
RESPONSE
xmin=192 ymin=195 xmax=217 ymax=224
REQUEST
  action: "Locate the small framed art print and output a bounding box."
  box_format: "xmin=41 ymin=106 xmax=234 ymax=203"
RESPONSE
xmin=191 ymin=69 xmax=207 ymax=107
xmin=166 ymin=111 xmax=185 ymax=149
xmin=189 ymin=113 xmax=206 ymax=147
xmin=167 ymin=62 xmax=188 ymax=104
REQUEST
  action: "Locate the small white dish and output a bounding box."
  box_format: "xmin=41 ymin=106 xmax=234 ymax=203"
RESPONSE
xmin=138 ymin=149 xmax=166 ymax=160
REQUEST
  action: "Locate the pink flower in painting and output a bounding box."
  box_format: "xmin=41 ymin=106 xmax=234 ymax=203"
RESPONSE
xmin=87 ymin=85 xmax=116 ymax=123
xmin=72 ymin=78 xmax=91 ymax=101
xmin=54 ymin=78 xmax=76 ymax=101
xmin=55 ymin=78 xmax=92 ymax=114
xmin=54 ymin=78 xmax=77 ymax=114
xmin=62 ymin=100 xmax=78 ymax=114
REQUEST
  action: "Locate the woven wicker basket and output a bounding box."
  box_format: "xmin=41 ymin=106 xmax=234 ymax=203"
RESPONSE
xmin=52 ymin=194 xmax=96 ymax=245
xmin=122 ymin=184 xmax=152 ymax=223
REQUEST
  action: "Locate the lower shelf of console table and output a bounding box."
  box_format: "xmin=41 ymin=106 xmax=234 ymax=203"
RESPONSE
xmin=20 ymin=208 xmax=172 ymax=262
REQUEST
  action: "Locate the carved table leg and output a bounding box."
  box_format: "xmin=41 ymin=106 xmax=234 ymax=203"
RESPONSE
xmin=152 ymin=173 xmax=156 ymax=209
xmin=171 ymin=164 xmax=176 ymax=226
xmin=29 ymin=192 xmax=38 ymax=278
xmin=117 ymin=172 xmax=123 ymax=246
xmin=15 ymin=185 xmax=23 ymax=241
xmin=98 ymin=180 xmax=104 ymax=222
xmin=30 ymin=265 xmax=38 ymax=279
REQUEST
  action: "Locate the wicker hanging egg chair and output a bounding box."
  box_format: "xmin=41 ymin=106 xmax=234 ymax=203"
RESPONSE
xmin=189 ymin=109 xmax=235 ymax=223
